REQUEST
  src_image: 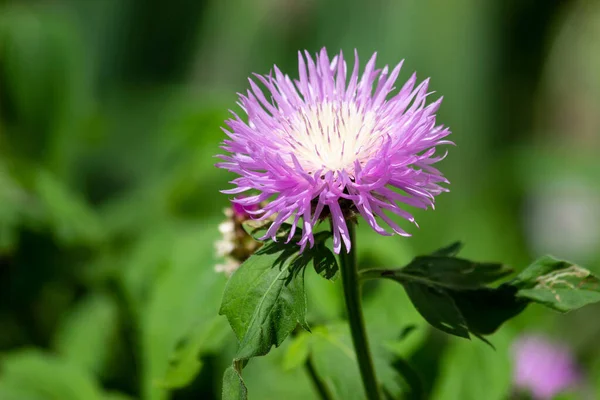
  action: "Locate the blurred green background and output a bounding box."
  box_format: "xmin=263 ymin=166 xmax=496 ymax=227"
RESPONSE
xmin=1 ymin=0 xmax=599 ymax=399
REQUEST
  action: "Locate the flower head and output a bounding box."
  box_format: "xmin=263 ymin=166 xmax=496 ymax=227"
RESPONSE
xmin=217 ymin=48 xmax=452 ymax=253
xmin=512 ymin=334 xmax=582 ymax=400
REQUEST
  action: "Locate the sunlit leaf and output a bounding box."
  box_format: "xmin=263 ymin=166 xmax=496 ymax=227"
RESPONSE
xmin=512 ymin=256 xmax=600 ymax=312
xmin=220 ymin=239 xmax=309 ymax=361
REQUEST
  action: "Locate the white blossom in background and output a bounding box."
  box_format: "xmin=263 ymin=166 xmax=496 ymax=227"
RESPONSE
xmin=213 ymin=204 xmax=262 ymax=276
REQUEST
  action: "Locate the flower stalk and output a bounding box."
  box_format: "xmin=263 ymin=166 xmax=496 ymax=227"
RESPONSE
xmin=305 ymin=357 xmax=333 ymax=400
xmin=338 ymin=222 xmax=382 ymax=400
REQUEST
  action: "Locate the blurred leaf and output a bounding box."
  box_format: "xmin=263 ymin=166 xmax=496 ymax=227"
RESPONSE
xmin=239 ymin=338 xmax=314 ymax=400
xmin=304 ymin=264 xmax=343 ymax=323
xmin=53 ymin=292 xmax=119 ymax=377
xmin=120 ymin=227 xmax=173 ymax=308
xmin=360 ymin=233 xmax=428 ymax=359
xmin=34 ymin=169 xmax=105 ymax=245
xmin=157 ymin=316 xmax=229 ymax=389
xmin=0 ymin=383 xmax=45 ymax=400
xmin=219 ymin=239 xmax=309 ymax=362
xmin=364 ymin=280 xmax=428 ymax=360
xmin=222 ymin=366 xmax=247 ymax=400
xmin=512 ymin=256 xmax=600 ymax=312
xmin=0 ymin=163 xmax=35 ymax=252
xmin=101 ymin=393 xmax=135 ymax=400
xmin=282 ymin=331 xmax=311 ymax=371
xmin=159 ymin=357 xmax=203 ymax=390
xmin=431 ymin=330 xmax=512 ymax=400
xmin=307 ymin=325 xmax=363 ymax=400
xmin=0 ymin=6 xmax=89 ymax=170
xmin=390 ymin=357 xmax=425 ymax=400
xmin=139 ymin=221 xmax=229 ymax=400
xmin=0 ymin=350 xmax=104 ymax=400
xmin=300 ymin=324 xmax=406 ymax=400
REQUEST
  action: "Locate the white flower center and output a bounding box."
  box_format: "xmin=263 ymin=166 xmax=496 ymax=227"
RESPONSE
xmin=278 ymin=102 xmax=384 ymax=174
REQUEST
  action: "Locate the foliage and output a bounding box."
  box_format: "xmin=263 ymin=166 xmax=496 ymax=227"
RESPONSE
xmin=219 ymin=238 xmax=600 ymax=398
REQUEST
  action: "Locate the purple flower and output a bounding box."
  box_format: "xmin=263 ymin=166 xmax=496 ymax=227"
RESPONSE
xmin=231 ymin=201 xmax=258 ymax=220
xmin=512 ymin=334 xmax=581 ymax=400
xmin=217 ymin=48 xmax=451 ymax=253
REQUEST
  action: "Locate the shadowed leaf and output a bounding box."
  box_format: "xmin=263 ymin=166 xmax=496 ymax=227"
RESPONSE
xmin=362 ymin=244 xmax=600 ymax=344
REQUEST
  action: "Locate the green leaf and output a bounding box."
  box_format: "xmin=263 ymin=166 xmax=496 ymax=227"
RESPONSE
xmin=399 ymin=255 xmax=513 ymax=289
xmin=282 ymin=332 xmax=311 ymax=371
xmin=0 ymin=7 xmax=87 ymax=150
xmin=219 ymin=239 xmax=309 ymax=361
xmin=34 ymin=169 xmax=105 ymax=246
xmin=241 ymin=219 xmax=277 ymax=241
xmin=362 ymin=246 xmax=600 ymax=343
xmin=0 ymin=163 xmax=35 ymax=252
xmin=306 ymin=325 xmax=363 ymax=400
xmin=157 ymin=340 xmax=204 ymax=390
xmin=160 ymin=357 xmax=203 ymax=390
xmin=0 ymin=350 xmax=104 ymax=400
xmin=401 ymin=281 xmax=470 ymax=338
xmin=309 ymin=242 xmax=339 ymax=281
xmin=53 ymin=292 xmax=119 ymax=376
xmin=447 ymin=287 xmax=525 ymax=336
xmin=134 ymin=221 xmax=229 ymax=400
xmin=157 ymin=316 xmax=229 ymax=389
xmin=287 ymin=324 xmax=407 ymax=400
xmin=0 ymin=382 xmax=45 ymax=400
xmin=102 ymin=393 xmax=135 ymax=400
xmin=362 ymin=248 xmax=519 ymax=340
xmin=389 ymin=357 xmax=425 ymax=400
xmin=431 ymin=330 xmax=512 ymax=400
xmin=222 ymin=366 xmax=248 ymax=400
xmin=512 ymin=255 xmax=600 ymax=312
xmin=430 ymin=242 xmax=463 ymax=257
xmin=363 ymin=280 xmax=428 ymax=360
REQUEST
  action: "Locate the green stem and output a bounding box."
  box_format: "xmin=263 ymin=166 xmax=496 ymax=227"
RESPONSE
xmin=359 ymin=268 xmax=391 ymax=281
xmin=338 ymin=222 xmax=382 ymax=400
xmin=305 ymin=357 xmax=333 ymax=400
